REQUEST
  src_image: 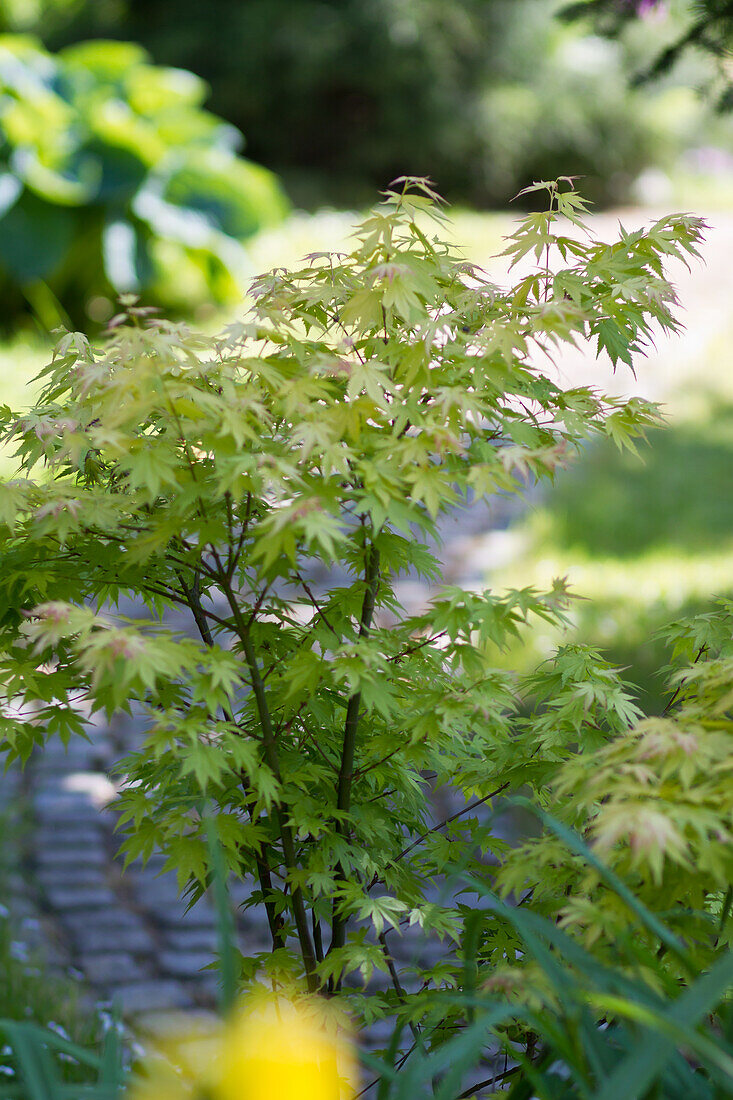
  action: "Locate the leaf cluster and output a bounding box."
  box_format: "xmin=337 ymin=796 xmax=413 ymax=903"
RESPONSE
xmin=498 ymin=600 xmax=733 ymax=975
xmin=370 ymin=812 xmax=733 ymax=1100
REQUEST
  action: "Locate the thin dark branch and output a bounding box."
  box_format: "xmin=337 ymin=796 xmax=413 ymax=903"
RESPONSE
xmin=295 ymin=570 xmax=340 ymax=638
xmin=329 ymin=540 xmax=380 ymax=969
xmin=225 ymin=491 xmax=253 ymax=581
xmin=215 ymin=565 xmax=319 ymax=989
xmin=312 ymin=911 xmax=325 ymax=964
xmin=661 ymin=643 xmax=707 ymax=716
xmin=294 ymin=721 xmax=340 ymax=774
xmin=354 ymin=741 xmax=405 ymax=780
xmin=368 ymin=781 xmax=511 ymax=892
xmin=378 ymin=931 xmax=423 ymax=1048
xmin=456 ymin=1064 xmax=521 ymax=1098
xmin=387 ymin=631 xmax=447 ymax=663
xmin=245 ymin=580 xmax=273 ymax=630
xmin=176 ymin=569 xmax=285 ymax=952
xmin=139 ymin=582 xmax=231 ymax=631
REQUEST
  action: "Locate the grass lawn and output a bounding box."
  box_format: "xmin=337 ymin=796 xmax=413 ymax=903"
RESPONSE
xmin=490 ymin=398 xmax=733 ymax=712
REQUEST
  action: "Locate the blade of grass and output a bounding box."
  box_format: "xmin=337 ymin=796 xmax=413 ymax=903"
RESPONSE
xmin=511 ymin=798 xmax=696 ymax=977
xmin=586 ymin=991 xmax=733 ymax=1085
xmin=204 ymin=809 xmax=238 ymax=1015
xmin=96 ymin=1020 xmax=126 ymax=1093
xmin=0 ymin=1020 xmax=105 ymax=1071
xmin=593 ymin=949 xmax=733 ymax=1100
xmin=393 ymin=1004 xmax=521 ymax=1100
xmin=0 ymin=1021 xmax=58 ymax=1100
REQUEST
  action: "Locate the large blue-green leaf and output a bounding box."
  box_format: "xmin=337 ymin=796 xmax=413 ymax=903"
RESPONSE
xmin=0 ymin=34 xmax=56 ymax=96
xmin=133 ymin=186 xmax=250 ymax=288
xmin=152 ymin=110 xmax=241 ymax=155
xmin=102 ymin=216 xmax=154 ymax=292
xmin=58 ymin=40 xmax=149 ymax=83
xmin=11 ymin=146 xmax=99 ymax=204
xmin=0 ymin=85 xmax=73 ymax=157
xmin=0 ymin=188 xmax=74 ymax=280
xmin=0 ymin=34 xmax=287 ymax=321
xmin=85 ymin=95 xmax=165 ymax=168
xmin=0 ymin=170 xmax=21 ymax=216
xmin=125 ymin=63 xmax=207 ymax=114
xmin=81 ymin=139 xmax=147 ymax=204
xmin=148 ymin=149 xmax=288 ymax=241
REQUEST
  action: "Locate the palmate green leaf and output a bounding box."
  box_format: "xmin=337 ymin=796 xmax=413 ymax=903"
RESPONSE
xmin=163 ymin=833 xmax=209 ymax=892
xmin=0 ymin=188 xmax=75 ymax=281
xmin=593 ymin=317 xmax=636 ymax=368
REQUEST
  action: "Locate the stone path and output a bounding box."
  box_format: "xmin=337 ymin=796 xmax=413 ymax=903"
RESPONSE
xmin=2 ymin=206 xmax=732 ymax=1049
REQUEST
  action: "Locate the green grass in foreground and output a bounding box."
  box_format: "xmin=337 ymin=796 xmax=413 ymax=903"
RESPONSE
xmin=0 ymin=333 xmax=50 ymax=410
xmin=0 ymin=916 xmax=107 ymax=1088
xmin=0 ymin=333 xmax=54 ymax=476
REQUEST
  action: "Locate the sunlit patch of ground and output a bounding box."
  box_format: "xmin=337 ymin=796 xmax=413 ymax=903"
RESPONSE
xmin=488 ymin=400 xmax=733 ymax=712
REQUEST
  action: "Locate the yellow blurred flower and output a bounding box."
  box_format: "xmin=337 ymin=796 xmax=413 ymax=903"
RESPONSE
xmin=128 ymin=994 xmax=358 ymax=1100
xmin=217 ymin=996 xmax=356 ymax=1100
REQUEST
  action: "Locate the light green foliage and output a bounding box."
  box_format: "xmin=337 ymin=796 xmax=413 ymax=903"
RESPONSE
xmin=0 ymin=180 xmax=707 ymax=1016
xmin=498 ymin=600 xmax=733 ymax=974
xmin=372 ymin=817 xmax=733 ymax=1099
xmin=0 ymin=35 xmax=287 ymax=327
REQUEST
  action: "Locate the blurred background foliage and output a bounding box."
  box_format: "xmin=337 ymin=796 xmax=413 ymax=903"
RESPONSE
xmin=0 ymin=0 xmax=732 ymax=325
xmin=0 ymin=32 xmax=287 ymax=327
xmin=491 ymin=398 xmax=733 ymax=714
xmin=562 ymin=1 xmax=733 ymax=109
xmin=1 ymin=0 xmax=731 ymax=212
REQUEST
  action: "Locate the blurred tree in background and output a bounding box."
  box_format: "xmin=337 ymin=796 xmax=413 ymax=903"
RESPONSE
xmin=563 ymin=1 xmax=733 ymax=108
xmin=0 ymin=34 xmax=287 ymax=327
xmin=0 ymin=0 xmax=703 ymax=207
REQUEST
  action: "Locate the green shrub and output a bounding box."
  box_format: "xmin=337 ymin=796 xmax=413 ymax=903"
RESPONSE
xmin=498 ymin=601 xmax=733 ymax=976
xmin=563 ymin=0 xmax=733 ymax=111
xmin=0 ymin=180 xmax=712 ymax=1014
xmin=0 ymin=35 xmax=288 ymax=328
xmin=3 ymin=816 xmax=730 ymax=1098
